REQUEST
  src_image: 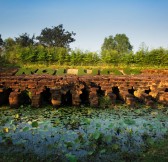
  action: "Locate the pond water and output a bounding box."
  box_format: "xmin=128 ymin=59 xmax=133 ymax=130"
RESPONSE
xmin=0 ymin=106 xmax=168 ymax=161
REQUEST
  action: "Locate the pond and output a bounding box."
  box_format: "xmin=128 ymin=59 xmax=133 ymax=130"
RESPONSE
xmin=0 ymin=105 xmax=168 ymax=161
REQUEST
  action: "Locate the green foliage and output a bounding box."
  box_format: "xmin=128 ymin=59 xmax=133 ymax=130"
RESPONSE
xmin=124 ymin=118 xmax=136 ymax=125
xmin=114 ymin=34 xmax=133 ymax=54
xmin=47 ymin=69 xmax=55 ymax=75
xmin=1 ymin=28 xmax=168 ymax=67
xmin=15 ymin=33 xmax=34 ymax=47
xmin=65 ymin=154 xmax=77 ymax=162
xmin=91 ymin=68 xmax=100 ymax=75
xmin=101 ymin=34 xmax=133 ymax=55
xmin=0 ymin=34 xmax=3 ymax=47
xmin=56 ymin=68 xmax=65 ymax=75
xmin=36 ymin=68 xmax=55 ymax=75
xmin=101 ymin=35 xmax=116 ymax=51
xmin=36 ymin=24 xmax=76 ymax=48
xmin=0 ymin=106 xmax=168 ymax=161
xmin=16 ymin=68 xmax=33 ymax=75
xmin=142 ymin=138 xmax=168 ymax=162
xmin=123 ymin=68 xmax=141 ymax=75
xmin=99 ymin=96 xmax=111 ymax=108
xmin=100 ymin=69 xmax=110 ymax=75
xmin=32 ymin=121 xmax=39 ymax=127
xmin=77 ymin=68 xmax=86 ymax=76
xmin=101 ymin=49 xmax=119 ymax=65
xmin=36 ymin=68 xmax=47 ymax=75
xmin=110 ymin=68 xmax=123 ymax=75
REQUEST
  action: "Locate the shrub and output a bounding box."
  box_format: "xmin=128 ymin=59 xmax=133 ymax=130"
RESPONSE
xmin=91 ymin=68 xmax=100 ymax=75
xmin=123 ymin=68 xmax=131 ymax=75
xmin=100 ymin=69 xmax=110 ymax=75
xmin=130 ymin=69 xmax=141 ymax=75
xmin=77 ymin=68 xmax=86 ymax=76
xmin=46 ymin=69 xmax=55 ymax=75
xmin=15 ymin=68 xmax=34 ymax=75
xmin=56 ymin=68 xmax=65 ymax=75
xmin=36 ymin=68 xmax=47 ymax=75
xmin=110 ymin=68 xmax=123 ymax=75
xmin=123 ymin=68 xmax=141 ymax=75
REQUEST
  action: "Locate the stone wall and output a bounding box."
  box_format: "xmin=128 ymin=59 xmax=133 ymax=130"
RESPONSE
xmin=0 ymin=75 xmax=167 ymax=108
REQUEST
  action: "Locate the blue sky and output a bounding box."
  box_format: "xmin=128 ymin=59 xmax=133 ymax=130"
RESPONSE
xmin=0 ymin=0 xmax=168 ymax=52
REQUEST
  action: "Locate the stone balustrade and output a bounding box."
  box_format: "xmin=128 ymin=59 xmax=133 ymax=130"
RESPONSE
xmin=0 ymin=75 xmax=167 ymax=108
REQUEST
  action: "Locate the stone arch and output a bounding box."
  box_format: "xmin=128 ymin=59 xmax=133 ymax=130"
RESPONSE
xmin=145 ymin=88 xmax=151 ymax=94
xmin=61 ymin=90 xmax=72 ymax=106
xmin=80 ymin=87 xmax=90 ymax=106
xmin=40 ymin=87 xmax=51 ymax=106
xmin=0 ymin=88 xmax=12 ymax=106
xmin=128 ymin=87 xmax=136 ymax=95
xmin=97 ymin=86 xmax=105 ymax=97
xmin=112 ymin=86 xmax=121 ymax=101
xmin=19 ymin=90 xmax=32 ymax=106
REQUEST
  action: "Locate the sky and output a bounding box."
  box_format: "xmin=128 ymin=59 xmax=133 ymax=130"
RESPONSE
xmin=0 ymin=0 xmax=168 ymax=52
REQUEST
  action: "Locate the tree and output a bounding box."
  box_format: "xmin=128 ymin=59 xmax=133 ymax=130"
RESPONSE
xmin=15 ymin=33 xmax=34 ymax=47
xmin=0 ymin=34 xmax=3 ymax=53
xmin=101 ymin=36 xmax=116 ymax=51
xmin=0 ymin=34 xmax=3 ymax=47
xmin=101 ymin=49 xmax=119 ymax=65
xmin=37 ymin=24 xmax=76 ymax=48
xmin=114 ymin=34 xmax=133 ymax=54
xmin=101 ymin=34 xmax=133 ymax=54
xmin=135 ymin=42 xmax=148 ymax=65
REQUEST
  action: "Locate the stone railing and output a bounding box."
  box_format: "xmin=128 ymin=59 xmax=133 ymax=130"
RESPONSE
xmin=0 ymin=74 xmax=167 ymax=108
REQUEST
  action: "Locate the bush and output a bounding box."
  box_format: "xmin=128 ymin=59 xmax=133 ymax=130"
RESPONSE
xmin=36 ymin=68 xmax=47 ymax=75
xmin=46 ymin=69 xmax=55 ymax=75
xmin=56 ymin=68 xmax=65 ymax=75
xmin=123 ymin=68 xmax=141 ymax=75
xmin=77 ymin=68 xmax=86 ymax=76
xmin=111 ymin=68 xmax=123 ymax=75
xmin=100 ymin=69 xmax=110 ymax=75
xmin=123 ymin=68 xmax=131 ymax=75
xmin=91 ymin=68 xmax=100 ymax=75
xmin=15 ymin=68 xmax=34 ymax=75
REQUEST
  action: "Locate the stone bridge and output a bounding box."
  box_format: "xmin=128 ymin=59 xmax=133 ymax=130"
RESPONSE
xmin=0 ymin=75 xmax=167 ymax=108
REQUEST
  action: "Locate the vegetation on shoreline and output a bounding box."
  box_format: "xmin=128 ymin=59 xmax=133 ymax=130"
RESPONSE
xmin=0 ymin=25 xmax=168 ymax=69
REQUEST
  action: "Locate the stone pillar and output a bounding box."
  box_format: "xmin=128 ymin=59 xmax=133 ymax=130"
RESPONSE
xmin=134 ymin=89 xmax=154 ymax=106
xmin=157 ymin=92 xmax=168 ymax=106
xmin=50 ymin=88 xmax=61 ymax=107
xmin=29 ymin=88 xmax=43 ymax=108
xmin=31 ymin=94 xmax=41 ymax=108
xmin=0 ymin=91 xmax=5 ymax=105
xmin=107 ymin=92 xmax=117 ymax=104
xmin=119 ymin=88 xmax=136 ymax=106
xmin=71 ymin=89 xmax=82 ymax=106
xmin=9 ymin=91 xmax=20 ymax=108
xmin=89 ymin=87 xmax=99 ymax=107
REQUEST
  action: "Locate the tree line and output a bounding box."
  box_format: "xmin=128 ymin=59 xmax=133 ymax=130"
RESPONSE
xmin=0 ymin=24 xmax=167 ymax=67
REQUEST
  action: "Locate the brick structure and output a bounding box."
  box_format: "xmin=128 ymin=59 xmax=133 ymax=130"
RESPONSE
xmin=0 ymin=74 xmax=167 ymax=108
